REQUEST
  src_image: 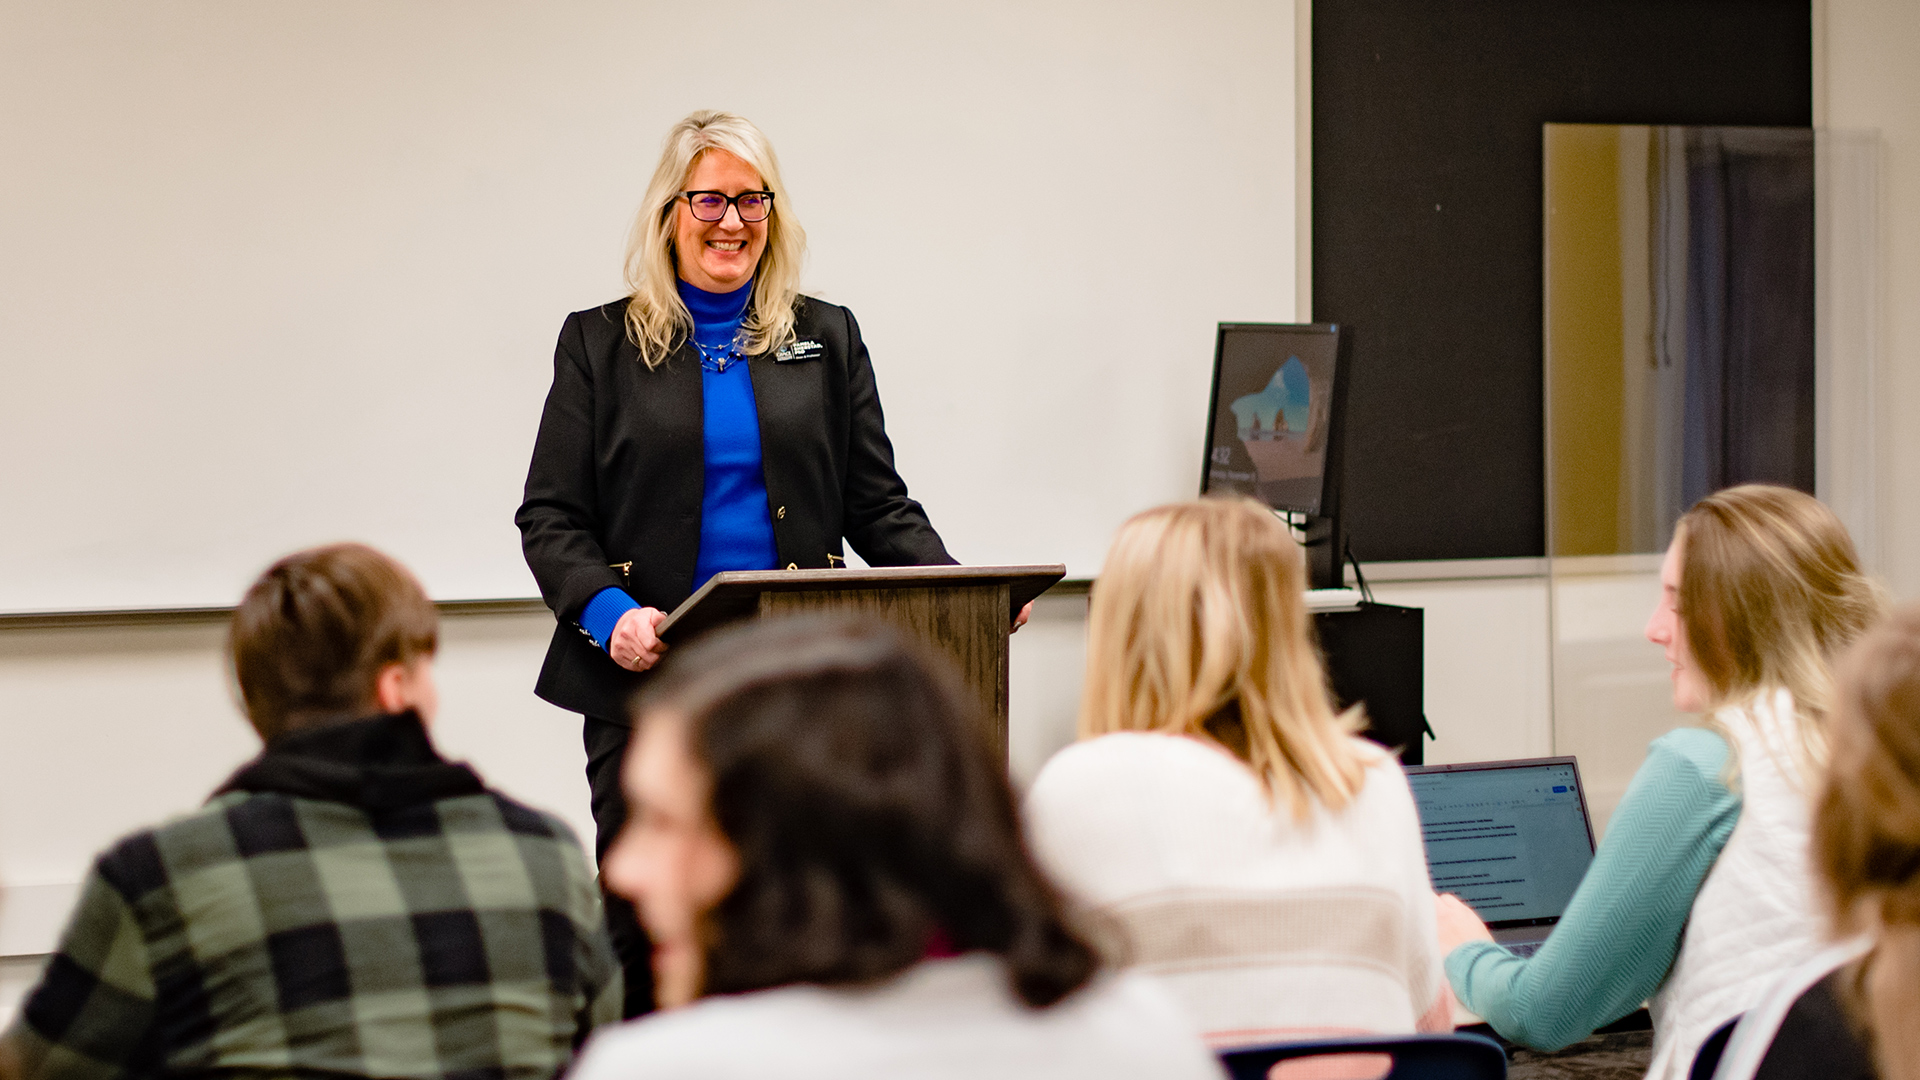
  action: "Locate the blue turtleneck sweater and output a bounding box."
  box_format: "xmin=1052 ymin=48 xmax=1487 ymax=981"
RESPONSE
xmin=579 ymin=279 xmax=779 ymax=650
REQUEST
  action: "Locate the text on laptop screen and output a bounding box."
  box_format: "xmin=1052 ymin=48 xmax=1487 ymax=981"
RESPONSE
xmin=1406 ymin=763 xmax=1593 ymax=925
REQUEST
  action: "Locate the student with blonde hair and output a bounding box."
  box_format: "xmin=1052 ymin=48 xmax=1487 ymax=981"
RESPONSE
xmin=1024 ymin=497 xmax=1449 ymax=1047
xmin=1437 ymin=484 xmax=1884 ymax=1080
xmin=1711 ymin=603 xmax=1920 ymax=1080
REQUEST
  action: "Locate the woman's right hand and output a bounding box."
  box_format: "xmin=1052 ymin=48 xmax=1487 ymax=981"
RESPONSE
xmin=610 ymin=606 xmax=669 ymax=671
xmin=1435 ymin=892 xmax=1495 ymax=955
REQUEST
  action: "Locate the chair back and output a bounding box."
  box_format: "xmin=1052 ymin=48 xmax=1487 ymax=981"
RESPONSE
xmin=1217 ymin=1032 xmax=1507 ymax=1080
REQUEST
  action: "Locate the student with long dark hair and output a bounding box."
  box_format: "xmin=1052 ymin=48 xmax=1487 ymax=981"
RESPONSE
xmin=567 ymin=616 xmax=1220 ymax=1079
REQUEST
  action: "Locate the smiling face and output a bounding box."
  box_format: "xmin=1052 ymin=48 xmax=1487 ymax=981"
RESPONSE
xmin=672 ymin=149 xmax=769 ymax=294
xmin=1645 ymin=534 xmax=1714 ymax=713
xmin=600 ymin=712 xmax=740 ymax=1009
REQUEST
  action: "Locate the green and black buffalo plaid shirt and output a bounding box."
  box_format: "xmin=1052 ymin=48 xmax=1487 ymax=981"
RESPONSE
xmin=3 ymin=710 xmax=621 ymax=1079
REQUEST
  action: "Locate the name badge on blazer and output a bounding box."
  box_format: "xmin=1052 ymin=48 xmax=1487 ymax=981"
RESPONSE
xmin=774 ymin=339 xmax=825 ymax=363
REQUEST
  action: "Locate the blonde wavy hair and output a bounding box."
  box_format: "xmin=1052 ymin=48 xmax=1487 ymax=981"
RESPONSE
xmin=1676 ymin=484 xmax=1884 ymax=777
xmin=1079 ymin=497 xmax=1369 ymax=819
xmin=1816 ymin=604 xmax=1920 ymax=1080
xmin=624 ymin=110 xmax=808 ymax=368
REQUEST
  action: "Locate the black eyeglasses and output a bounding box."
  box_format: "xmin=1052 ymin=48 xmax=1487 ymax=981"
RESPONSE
xmin=678 ymin=190 xmax=775 ymax=223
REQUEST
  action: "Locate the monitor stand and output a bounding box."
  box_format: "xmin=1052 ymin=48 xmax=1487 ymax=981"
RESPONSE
xmin=1301 ymin=511 xmax=1345 ymax=590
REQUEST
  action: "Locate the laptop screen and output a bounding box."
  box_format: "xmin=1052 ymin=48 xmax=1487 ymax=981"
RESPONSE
xmin=1404 ymin=759 xmax=1596 ymax=928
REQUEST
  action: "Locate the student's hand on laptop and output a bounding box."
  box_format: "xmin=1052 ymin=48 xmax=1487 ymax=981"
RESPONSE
xmin=610 ymin=606 xmax=668 ymax=671
xmin=1435 ymin=893 xmax=1494 ymax=955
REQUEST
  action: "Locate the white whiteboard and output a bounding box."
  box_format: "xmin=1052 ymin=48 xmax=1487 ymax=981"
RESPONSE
xmin=0 ymin=0 xmax=1297 ymax=613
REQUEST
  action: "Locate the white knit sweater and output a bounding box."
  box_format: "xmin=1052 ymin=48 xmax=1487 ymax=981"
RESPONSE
xmin=1024 ymin=733 xmax=1443 ymax=1047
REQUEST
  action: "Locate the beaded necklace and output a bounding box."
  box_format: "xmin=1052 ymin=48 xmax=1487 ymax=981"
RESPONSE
xmin=695 ymin=334 xmax=744 ymax=374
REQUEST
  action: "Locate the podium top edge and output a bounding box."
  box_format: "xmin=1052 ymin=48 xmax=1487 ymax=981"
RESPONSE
xmin=703 ymin=564 xmax=1067 ymax=587
xmin=659 ymin=564 xmax=1068 ymax=640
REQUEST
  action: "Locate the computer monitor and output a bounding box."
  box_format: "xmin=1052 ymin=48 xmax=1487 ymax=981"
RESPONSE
xmin=1200 ymin=323 xmax=1352 ymax=587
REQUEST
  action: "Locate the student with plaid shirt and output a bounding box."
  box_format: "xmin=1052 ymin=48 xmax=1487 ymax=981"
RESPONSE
xmin=1 ymin=543 xmax=620 ymax=1080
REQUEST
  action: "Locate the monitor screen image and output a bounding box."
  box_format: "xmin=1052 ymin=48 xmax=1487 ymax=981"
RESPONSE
xmin=1202 ymin=324 xmax=1343 ymax=516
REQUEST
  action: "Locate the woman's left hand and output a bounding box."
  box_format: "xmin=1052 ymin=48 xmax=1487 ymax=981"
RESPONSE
xmin=1435 ymin=893 xmax=1495 ymax=954
xmin=1011 ymin=601 xmax=1033 ymax=634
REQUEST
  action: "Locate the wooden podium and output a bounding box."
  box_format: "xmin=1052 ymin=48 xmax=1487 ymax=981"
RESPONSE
xmin=656 ymin=564 xmax=1067 ymax=753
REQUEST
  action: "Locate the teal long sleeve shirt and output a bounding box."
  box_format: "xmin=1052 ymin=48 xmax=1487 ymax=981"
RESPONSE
xmin=1444 ymin=728 xmax=1741 ymax=1050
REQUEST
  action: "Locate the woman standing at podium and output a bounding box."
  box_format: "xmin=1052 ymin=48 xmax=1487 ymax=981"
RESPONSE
xmin=517 ymin=110 xmax=955 ymax=1015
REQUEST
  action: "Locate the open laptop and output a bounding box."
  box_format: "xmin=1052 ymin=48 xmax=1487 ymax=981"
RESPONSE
xmin=1403 ymin=757 xmax=1598 ymax=956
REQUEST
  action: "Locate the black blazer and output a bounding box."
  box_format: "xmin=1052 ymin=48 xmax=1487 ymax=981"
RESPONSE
xmin=516 ymin=295 xmax=953 ymax=720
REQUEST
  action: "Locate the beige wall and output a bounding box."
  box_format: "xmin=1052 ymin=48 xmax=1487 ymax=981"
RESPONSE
xmin=1825 ymin=0 xmax=1920 ymax=600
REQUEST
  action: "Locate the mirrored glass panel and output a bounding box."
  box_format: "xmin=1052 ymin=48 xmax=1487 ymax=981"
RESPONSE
xmin=1543 ymin=123 xmax=1814 ymax=829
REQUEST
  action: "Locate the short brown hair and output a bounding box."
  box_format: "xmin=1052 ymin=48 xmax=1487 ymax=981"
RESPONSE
xmin=229 ymin=543 xmax=438 ymax=742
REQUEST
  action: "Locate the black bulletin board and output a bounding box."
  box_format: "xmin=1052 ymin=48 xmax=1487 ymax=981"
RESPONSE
xmin=1312 ymin=0 xmax=1812 ymax=562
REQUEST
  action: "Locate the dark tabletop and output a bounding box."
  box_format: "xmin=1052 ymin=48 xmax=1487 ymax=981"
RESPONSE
xmin=1506 ymin=1030 xmax=1654 ymax=1080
